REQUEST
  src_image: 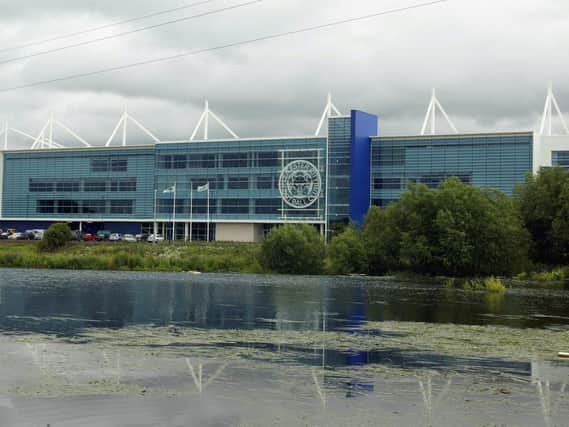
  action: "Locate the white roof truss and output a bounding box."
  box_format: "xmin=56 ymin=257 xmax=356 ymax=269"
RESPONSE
xmin=0 ymin=122 xmax=41 ymax=150
xmin=106 ymin=107 xmax=160 ymax=147
xmin=190 ymin=100 xmax=238 ymax=141
xmin=420 ymin=88 xmax=458 ymax=135
xmin=31 ymin=113 xmax=91 ymax=150
xmin=540 ymin=83 xmax=569 ymax=136
xmin=315 ymin=93 xmax=343 ymax=136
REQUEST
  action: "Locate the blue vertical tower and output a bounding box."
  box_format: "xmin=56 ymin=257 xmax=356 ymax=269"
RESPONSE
xmin=349 ymin=110 xmax=378 ymax=225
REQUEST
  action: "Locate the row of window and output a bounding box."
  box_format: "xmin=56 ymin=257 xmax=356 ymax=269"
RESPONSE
xmin=157 ymin=175 xmax=280 ymax=191
xmin=158 ymin=198 xmax=284 ymax=215
xmin=156 ymin=151 xmax=320 ymax=170
xmin=37 ymin=200 xmax=134 ymax=215
xmin=91 ymin=158 xmax=128 ymax=172
xmin=29 ymin=178 xmax=137 ymax=193
xmin=373 ymin=174 xmax=472 ymax=190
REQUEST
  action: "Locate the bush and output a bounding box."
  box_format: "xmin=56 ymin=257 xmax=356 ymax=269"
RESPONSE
xmin=258 ymin=224 xmax=325 ymax=275
xmin=326 ymin=226 xmax=367 ymax=275
xmin=38 ymin=223 xmax=72 ymax=252
xmin=362 ymin=178 xmax=529 ymax=277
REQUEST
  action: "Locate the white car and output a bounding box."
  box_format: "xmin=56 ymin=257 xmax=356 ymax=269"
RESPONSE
xmin=109 ymin=233 xmax=123 ymax=241
xmin=123 ymin=234 xmax=137 ymax=243
xmin=147 ymin=234 xmax=164 ymax=243
xmin=8 ymin=232 xmax=25 ymax=240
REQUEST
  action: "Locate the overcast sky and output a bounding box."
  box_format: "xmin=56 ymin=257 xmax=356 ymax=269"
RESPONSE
xmin=0 ymin=0 xmax=568 ymax=148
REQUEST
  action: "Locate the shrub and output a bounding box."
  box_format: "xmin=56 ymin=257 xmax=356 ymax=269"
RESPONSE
xmin=258 ymin=224 xmax=325 ymax=275
xmin=326 ymin=226 xmax=367 ymax=275
xmin=484 ymin=277 xmax=507 ymax=293
xmin=38 ymin=223 xmax=72 ymax=252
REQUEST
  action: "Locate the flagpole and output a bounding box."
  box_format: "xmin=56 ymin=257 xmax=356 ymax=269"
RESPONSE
xmin=153 ymin=189 xmax=158 ymax=241
xmin=190 ymin=185 xmax=193 ymax=242
xmin=206 ymin=187 xmax=210 ymax=242
xmin=172 ymin=184 xmax=176 ymax=242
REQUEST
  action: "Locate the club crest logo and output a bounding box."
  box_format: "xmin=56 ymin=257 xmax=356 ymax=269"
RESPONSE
xmin=279 ymin=160 xmax=322 ymax=209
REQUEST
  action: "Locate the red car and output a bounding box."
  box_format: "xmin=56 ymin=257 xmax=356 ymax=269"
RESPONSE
xmin=81 ymin=233 xmax=97 ymax=241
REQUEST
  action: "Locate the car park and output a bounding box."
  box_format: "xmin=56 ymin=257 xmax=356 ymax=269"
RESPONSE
xmin=123 ymin=234 xmax=137 ymax=243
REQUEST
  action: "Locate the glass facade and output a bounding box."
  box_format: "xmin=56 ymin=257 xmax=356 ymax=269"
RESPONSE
xmin=2 ymin=137 xmax=327 ymax=227
xmin=552 ymin=151 xmax=569 ymax=170
xmin=0 ymin=110 xmax=538 ymax=240
xmin=327 ymin=116 xmax=352 ymax=225
xmin=370 ymin=132 xmax=533 ymax=207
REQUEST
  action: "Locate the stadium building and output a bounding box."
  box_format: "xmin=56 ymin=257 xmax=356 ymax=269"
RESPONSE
xmin=0 ymin=87 xmax=568 ymax=242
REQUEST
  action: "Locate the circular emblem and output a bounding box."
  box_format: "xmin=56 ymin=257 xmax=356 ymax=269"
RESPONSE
xmin=279 ymin=160 xmax=322 ymax=209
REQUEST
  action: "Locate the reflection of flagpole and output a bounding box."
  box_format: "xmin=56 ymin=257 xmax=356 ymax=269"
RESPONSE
xmin=172 ymin=183 xmax=177 ymax=242
xmin=190 ymin=185 xmax=193 ymax=242
xmin=207 ymin=187 xmax=210 ymax=242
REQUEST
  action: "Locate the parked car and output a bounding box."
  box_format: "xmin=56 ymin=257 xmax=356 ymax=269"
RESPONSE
xmin=109 ymin=233 xmax=123 ymax=242
xmin=96 ymin=230 xmax=111 ymax=241
xmin=8 ymin=232 xmax=26 ymax=240
xmin=0 ymin=231 xmax=9 ymax=239
xmin=135 ymin=233 xmax=148 ymax=242
xmin=25 ymin=229 xmax=45 ymax=240
xmin=82 ymin=233 xmax=97 ymax=241
xmin=147 ymin=234 xmax=164 ymax=243
xmin=123 ymin=234 xmax=137 ymax=243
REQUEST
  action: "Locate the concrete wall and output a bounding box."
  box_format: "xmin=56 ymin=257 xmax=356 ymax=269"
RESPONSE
xmin=216 ymin=223 xmax=264 ymax=243
xmin=534 ymin=134 xmax=569 ymax=173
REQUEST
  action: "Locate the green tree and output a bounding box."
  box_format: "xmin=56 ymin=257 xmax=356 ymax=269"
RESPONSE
xmin=259 ymin=224 xmax=325 ymax=275
xmin=516 ymin=167 xmax=569 ymax=264
xmin=326 ymin=225 xmax=367 ymax=275
xmin=362 ymin=205 xmax=402 ymax=274
xmin=38 ymin=223 xmax=73 ymax=252
xmin=362 ymin=178 xmax=529 ymax=276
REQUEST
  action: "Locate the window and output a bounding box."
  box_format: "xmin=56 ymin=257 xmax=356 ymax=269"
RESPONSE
xmin=221 ymin=199 xmax=249 ymax=214
xmin=82 ymin=200 xmax=106 ymax=214
xmin=223 ymin=153 xmax=248 ymax=168
xmin=191 ymin=199 xmax=217 ymax=214
xmin=29 ymin=180 xmax=54 ymax=192
xmin=157 ymin=155 xmax=172 ymax=169
xmin=56 ymin=181 xmax=80 ymax=192
xmin=188 ymin=154 xmax=216 ymax=169
xmin=111 ymin=158 xmax=128 ymax=172
xmin=173 ymin=155 xmax=187 ymax=169
xmin=37 ymin=200 xmax=55 ymax=214
xmin=158 ymin=199 xmax=173 ymax=214
xmin=257 ymin=175 xmax=276 ymax=190
xmin=84 ymin=180 xmax=107 ymax=192
xmin=110 ymin=178 xmax=137 ymax=192
xmin=374 ymin=178 xmax=401 ymax=190
xmin=372 ymin=199 xmax=396 ymax=208
xmin=91 ymin=157 xmax=127 ymax=172
xmin=255 ymin=199 xmax=281 ymax=215
xmin=227 ymin=177 xmax=249 ymax=190
xmin=110 ymin=200 xmax=134 ymax=214
xmin=91 ymin=159 xmax=109 ymax=172
xmin=374 ymin=147 xmax=405 ymax=166
xmin=56 ymin=200 xmax=79 ymax=214
xmin=190 ymin=177 xmax=221 ymax=191
xmin=257 ymin=151 xmax=279 ymax=167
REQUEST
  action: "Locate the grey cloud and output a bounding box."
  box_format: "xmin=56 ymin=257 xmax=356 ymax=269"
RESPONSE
xmin=0 ymin=0 xmax=568 ymax=148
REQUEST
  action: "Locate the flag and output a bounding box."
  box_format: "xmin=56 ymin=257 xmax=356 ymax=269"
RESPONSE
xmin=197 ymin=183 xmax=209 ymax=193
xmin=163 ymin=185 xmax=176 ymax=194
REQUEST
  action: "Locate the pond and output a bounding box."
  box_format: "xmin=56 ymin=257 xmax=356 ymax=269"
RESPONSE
xmin=0 ymin=269 xmax=568 ymax=426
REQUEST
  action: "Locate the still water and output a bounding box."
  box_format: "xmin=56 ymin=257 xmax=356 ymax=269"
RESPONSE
xmin=0 ymin=269 xmax=568 ymax=426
